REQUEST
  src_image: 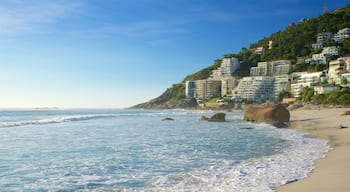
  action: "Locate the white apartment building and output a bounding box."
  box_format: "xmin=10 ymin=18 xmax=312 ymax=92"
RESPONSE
xmin=333 ymin=27 xmax=350 ymax=42
xmin=250 ymin=60 xmax=291 ymax=77
xmin=250 ymin=66 xmax=266 ymax=76
xmin=255 ymin=46 xmax=265 ymax=55
xmin=274 ymin=75 xmax=290 ymax=98
xmin=308 ymin=46 xmax=339 ymax=65
xmin=232 ymin=76 xmax=275 ymax=102
xmin=290 ymin=72 xmax=323 ymax=97
xmin=312 ymin=42 xmax=323 ymax=50
xmin=316 ymin=32 xmax=333 ymax=43
xmin=322 ymin=46 xmax=339 ymax=56
xmin=194 ymin=80 xmax=221 ymax=100
xmin=185 ymin=81 xmax=196 ymax=98
xmin=328 ymin=59 xmax=347 ymax=83
xmin=337 ymin=56 xmax=350 ymax=71
xmin=314 ymin=85 xmax=339 ymax=95
xmin=211 ymin=57 xmax=240 ymax=79
xmin=221 ymin=77 xmax=237 ymax=97
xmin=311 ymin=53 xmax=327 ymax=64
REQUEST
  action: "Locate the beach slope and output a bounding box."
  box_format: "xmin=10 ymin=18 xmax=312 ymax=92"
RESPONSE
xmin=277 ymin=108 xmax=350 ymax=192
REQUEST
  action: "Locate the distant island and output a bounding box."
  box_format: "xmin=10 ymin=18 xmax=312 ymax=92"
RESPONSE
xmin=132 ymin=4 xmax=350 ymax=109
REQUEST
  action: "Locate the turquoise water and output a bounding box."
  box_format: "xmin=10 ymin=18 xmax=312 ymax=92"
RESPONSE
xmin=0 ymin=109 xmax=329 ymax=191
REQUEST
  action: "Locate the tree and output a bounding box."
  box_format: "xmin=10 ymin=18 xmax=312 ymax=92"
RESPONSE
xmin=341 ymin=77 xmax=348 ymax=85
xmin=277 ymin=90 xmax=292 ymax=102
xmin=300 ymin=87 xmax=314 ymax=102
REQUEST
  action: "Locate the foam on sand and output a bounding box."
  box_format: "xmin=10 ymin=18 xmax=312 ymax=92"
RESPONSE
xmin=151 ymin=126 xmax=330 ymax=192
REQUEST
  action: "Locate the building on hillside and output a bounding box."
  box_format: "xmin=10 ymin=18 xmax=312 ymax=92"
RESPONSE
xmin=307 ymin=46 xmax=339 ymax=65
xmin=185 ymin=80 xmax=196 ymax=98
xmin=268 ymin=60 xmax=292 ymax=76
xmin=255 ymin=46 xmax=265 ymax=55
xmin=328 ymin=59 xmax=347 ymax=83
xmin=312 ymin=32 xmax=333 ymax=50
xmin=250 ymin=60 xmax=291 ymax=76
xmin=297 ymin=57 xmax=308 ymax=64
xmin=250 ymin=65 xmax=266 ymax=76
xmin=333 ymin=27 xmax=350 ymax=42
xmin=337 ymin=56 xmax=350 ymax=71
xmin=312 ymin=42 xmax=324 ymax=50
xmin=310 ymin=53 xmax=328 ymax=64
xmin=290 ymin=72 xmax=324 ymax=97
xmin=316 ymin=32 xmax=333 ymax=43
xmin=211 ymin=57 xmax=240 ymax=79
xmin=272 ymin=62 xmax=291 ymax=76
xmin=232 ymin=76 xmax=275 ymax=102
xmin=221 ymin=77 xmax=238 ymax=97
xmin=335 ymin=73 xmax=350 ymax=85
xmin=322 ymin=46 xmax=339 ymax=56
xmin=314 ymin=85 xmax=340 ymax=95
xmin=340 ymin=73 xmax=350 ymax=85
xmin=194 ymin=80 xmax=221 ymax=100
xmin=290 ymin=72 xmax=308 ymax=83
xmin=274 ymin=75 xmax=290 ymax=98
xmin=268 ymin=40 xmax=273 ymax=50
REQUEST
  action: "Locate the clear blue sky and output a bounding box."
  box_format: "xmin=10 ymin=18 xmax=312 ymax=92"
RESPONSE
xmin=0 ymin=0 xmax=349 ymax=108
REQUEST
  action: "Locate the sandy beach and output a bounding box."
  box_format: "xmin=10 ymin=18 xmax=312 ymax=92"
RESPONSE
xmin=277 ymin=108 xmax=350 ymax=192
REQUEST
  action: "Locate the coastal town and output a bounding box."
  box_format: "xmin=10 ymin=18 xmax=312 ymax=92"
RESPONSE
xmin=185 ymin=27 xmax=350 ymax=105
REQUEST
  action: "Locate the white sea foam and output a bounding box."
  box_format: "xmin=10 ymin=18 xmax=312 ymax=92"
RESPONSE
xmin=151 ymin=125 xmax=330 ymax=192
xmin=0 ymin=114 xmax=118 ymax=128
xmin=0 ymin=110 xmax=330 ymax=192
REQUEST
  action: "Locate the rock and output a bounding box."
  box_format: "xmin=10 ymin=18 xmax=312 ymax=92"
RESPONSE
xmin=199 ymin=116 xmax=209 ymax=121
xmin=162 ymin=117 xmax=174 ymax=121
xmin=235 ymin=102 xmax=243 ymax=110
xmin=272 ymin=122 xmax=289 ymax=128
xmin=244 ymin=104 xmax=290 ymax=124
xmin=341 ymin=111 xmax=350 ymax=116
xmin=208 ymin=113 xmax=226 ymax=122
xmin=339 ymin=124 xmax=348 ymax=129
xmin=240 ymin=127 xmax=254 ymax=130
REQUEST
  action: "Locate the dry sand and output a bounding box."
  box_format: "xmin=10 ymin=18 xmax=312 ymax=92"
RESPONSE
xmin=277 ymin=108 xmax=350 ymax=192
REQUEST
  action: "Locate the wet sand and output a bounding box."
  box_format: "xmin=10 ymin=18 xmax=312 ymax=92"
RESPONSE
xmin=277 ymin=108 xmax=350 ymax=192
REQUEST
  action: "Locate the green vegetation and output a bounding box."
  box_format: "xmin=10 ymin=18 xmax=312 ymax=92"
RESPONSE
xmin=300 ymin=87 xmax=350 ymax=106
xmin=183 ymin=59 xmax=222 ymax=82
xmin=233 ymin=4 xmax=350 ymax=75
xmin=290 ymin=63 xmax=329 ymax=73
xmin=277 ymin=90 xmax=293 ymax=102
xmin=186 ymin=4 xmax=350 ymax=84
xmin=167 ymin=84 xmax=186 ymax=101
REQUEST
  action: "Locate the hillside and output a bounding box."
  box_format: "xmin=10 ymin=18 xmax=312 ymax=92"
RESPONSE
xmin=131 ymin=4 xmax=350 ymax=109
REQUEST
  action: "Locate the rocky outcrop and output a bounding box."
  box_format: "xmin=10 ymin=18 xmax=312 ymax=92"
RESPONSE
xmin=208 ymin=113 xmax=226 ymax=122
xmin=244 ymin=104 xmax=290 ymax=126
xmin=199 ymin=116 xmax=209 ymax=121
xmin=162 ymin=117 xmax=174 ymax=121
xmin=341 ymin=111 xmax=350 ymax=116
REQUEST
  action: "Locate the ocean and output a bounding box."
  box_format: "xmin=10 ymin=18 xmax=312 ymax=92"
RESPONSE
xmin=0 ymin=109 xmax=329 ymax=192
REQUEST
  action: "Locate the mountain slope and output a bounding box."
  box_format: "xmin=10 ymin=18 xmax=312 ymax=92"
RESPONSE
xmin=131 ymin=4 xmax=350 ymax=109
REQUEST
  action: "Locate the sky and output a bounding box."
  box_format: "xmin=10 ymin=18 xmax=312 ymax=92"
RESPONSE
xmin=0 ymin=0 xmax=349 ymax=108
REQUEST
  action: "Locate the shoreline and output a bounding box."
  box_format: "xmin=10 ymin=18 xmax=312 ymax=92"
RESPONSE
xmin=277 ymin=108 xmax=350 ymax=192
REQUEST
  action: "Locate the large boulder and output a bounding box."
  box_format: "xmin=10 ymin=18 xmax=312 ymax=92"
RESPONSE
xmin=244 ymin=104 xmax=290 ymax=124
xmin=208 ymin=113 xmax=226 ymax=122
